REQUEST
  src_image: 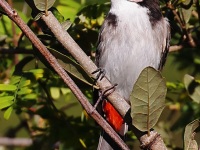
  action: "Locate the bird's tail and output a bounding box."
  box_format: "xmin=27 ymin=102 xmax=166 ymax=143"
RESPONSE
xmin=97 ymin=100 xmax=128 ymax=150
xmin=97 ymin=131 xmax=114 ymax=150
xmin=97 ymin=124 xmax=128 ymax=150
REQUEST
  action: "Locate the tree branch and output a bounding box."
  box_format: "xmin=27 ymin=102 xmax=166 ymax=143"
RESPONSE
xmin=0 ymin=137 xmax=32 ymax=147
xmin=0 ymin=0 xmax=168 ymax=149
xmin=166 ymin=2 xmax=196 ymax=47
xmin=0 ymin=1 xmax=129 ymax=150
xmin=40 ymin=11 xmax=167 ymax=150
xmin=169 ymin=45 xmax=184 ymax=52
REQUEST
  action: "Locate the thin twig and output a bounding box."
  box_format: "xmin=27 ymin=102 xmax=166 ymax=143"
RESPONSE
xmin=0 ymin=1 xmax=129 ymax=150
xmin=169 ymin=45 xmax=184 ymax=52
xmin=0 ymin=137 xmax=33 ymax=147
xmin=167 ymin=2 xmax=196 ymax=47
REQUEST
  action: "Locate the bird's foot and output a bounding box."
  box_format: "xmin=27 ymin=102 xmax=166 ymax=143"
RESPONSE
xmin=91 ymin=83 xmax=118 ymax=114
xmin=92 ymin=68 xmax=106 ymax=83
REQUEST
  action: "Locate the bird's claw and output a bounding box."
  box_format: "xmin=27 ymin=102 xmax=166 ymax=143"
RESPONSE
xmin=92 ymin=68 xmax=106 ymax=83
xmin=92 ymin=83 xmax=118 ymax=113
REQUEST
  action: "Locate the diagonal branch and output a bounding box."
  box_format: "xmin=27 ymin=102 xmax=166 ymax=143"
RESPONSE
xmin=0 ymin=1 xmax=129 ymax=150
xmin=0 ymin=0 xmax=168 ymax=149
xmin=0 ymin=137 xmax=33 ymax=147
xmin=39 ymin=12 xmax=167 ymax=150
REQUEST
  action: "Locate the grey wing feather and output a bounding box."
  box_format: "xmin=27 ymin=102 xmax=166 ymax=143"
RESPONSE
xmin=158 ymin=20 xmax=171 ymax=70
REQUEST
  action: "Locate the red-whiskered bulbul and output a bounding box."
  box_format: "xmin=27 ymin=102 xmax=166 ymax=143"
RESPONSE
xmin=95 ymin=0 xmax=170 ymax=149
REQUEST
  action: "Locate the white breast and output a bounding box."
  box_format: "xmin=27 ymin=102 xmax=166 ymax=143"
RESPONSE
xmin=98 ymin=1 xmax=167 ymax=101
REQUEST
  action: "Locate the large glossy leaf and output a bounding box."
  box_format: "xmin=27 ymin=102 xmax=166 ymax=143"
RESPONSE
xmin=34 ymin=0 xmax=56 ymax=11
xmin=130 ymin=67 xmax=166 ymax=133
xmin=184 ymin=119 xmax=200 ymax=150
xmin=184 ymin=74 xmax=200 ymax=104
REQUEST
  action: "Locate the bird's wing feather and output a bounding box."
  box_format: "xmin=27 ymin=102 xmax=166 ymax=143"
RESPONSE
xmin=158 ymin=19 xmax=171 ymax=70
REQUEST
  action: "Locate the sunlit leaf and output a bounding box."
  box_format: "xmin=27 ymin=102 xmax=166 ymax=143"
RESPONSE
xmin=17 ymin=87 xmax=32 ymax=95
xmin=79 ymin=138 xmax=87 ymax=148
xmin=57 ymin=0 xmax=81 ymax=21
xmin=9 ymin=76 xmax=21 ymax=85
xmin=60 ymin=88 xmax=71 ymax=95
xmin=23 ymin=94 xmax=37 ymax=100
xmin=184 ymin=74 xmax=200 ymax=104
xmin=0 ymin=84 xmax=17 ymax=91
xmin=50 ymin=87 xmax=60 ymax=99
xmin=4 ymin=106 xmax=13 ymax=120
xmin=34 ymin=0 xmax=56 ymax=11
xmin=19 ymin=79 xmax=31 ymax=88
xmin=184 ymin=119 xmax=200 ymax=150
xmin=0 ymin=96 xmax=14 ymax=109
xmin=27 ymin=69 xmax=44 ymax=79
xmin=130 ymin=67 xmax=166 ymax=133
xmin=50 ymin=7 xmax=65 ymax=23
xmin=28 ymin=69 xmax=44 ymax=74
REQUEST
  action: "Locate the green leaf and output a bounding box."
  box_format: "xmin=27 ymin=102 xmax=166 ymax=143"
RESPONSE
xmin=184 ymin=74 xmax=200 ymax=104
xmin=23 ymin=94 xmax=37 ymax=100
xmin=28 ymin=69 xmax=44 ymax=74
xmin=4 ymin=106 xmax=13 ymax=120
xmin=18 ymin=79 xmax=31 ymax=88
xmin=48 ymin=48 xmax=94 ymax=87
xmin=184 ymin=119 xmax=200 ymax=150
xmin=34 ymin=0 xmax=56 ymax=11
xmin=180 ymin=0 xmax=193 ymax=23
xmin=17 ymin=87 xmax=32 ymax=95
xmin=79 ymin=138 xmax=87 ymax=148
xmin=60 ymin=88 xmax=71 ymax=95
xmin=0 ymin=84 xmax=17 ymax=91
xmin=50 ymin=87 xmax=60 ymax=99
xmin=0 ymin=96 xmax=14 ymax=109
xmin=50 ymin=7 xmax=65 ymax=23
xmin=27 ymin=69 xmax=44 ymax=79
xmin=57 ymin=0 xmax=81 ymax=21
xmin=9 ymin=76 xmax=21 ymax=85
xmin=130 ymin=67 xmax=166 ymax=134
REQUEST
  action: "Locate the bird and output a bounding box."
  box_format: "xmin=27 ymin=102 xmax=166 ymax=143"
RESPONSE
xmin=95 ymin=0 xmax=170 ymax=149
